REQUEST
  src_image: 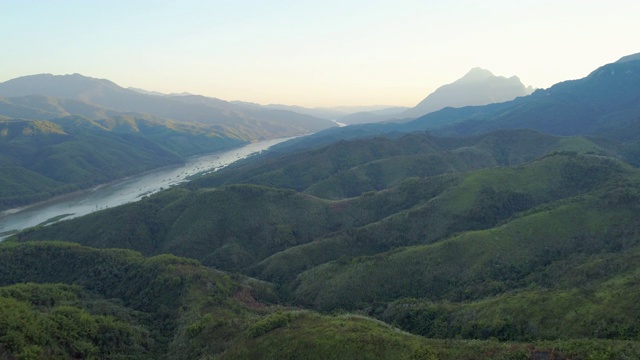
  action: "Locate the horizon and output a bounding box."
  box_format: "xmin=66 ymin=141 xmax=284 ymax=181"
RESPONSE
xmin=2 ymin=0 xmax=638 ymax=107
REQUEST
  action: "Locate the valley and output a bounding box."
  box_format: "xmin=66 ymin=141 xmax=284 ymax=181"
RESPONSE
xmin=1 ymin=52 xmax=640 ymax=359
xmin=0 ymin=137 xmax=291 ymax=240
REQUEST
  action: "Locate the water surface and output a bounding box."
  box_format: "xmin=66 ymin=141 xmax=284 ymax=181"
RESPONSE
xmin=0 ymin=137 xmax=290 ymax=240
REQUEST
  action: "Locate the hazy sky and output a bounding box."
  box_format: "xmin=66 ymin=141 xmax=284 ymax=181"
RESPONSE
xmin=1 ymin=0 xmax=638 ymax=107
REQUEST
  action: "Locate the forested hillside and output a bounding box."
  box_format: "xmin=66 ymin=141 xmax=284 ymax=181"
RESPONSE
xmin=0 ymin=116 xmax=244 ymax=210
xmin=16 ymin=130 xmax=619 ymax=267
xmin=4 ymin=56 xmax=640 ymax=359
xmin=0 ymin=241 xmax=285 ymax=359
xmin=13 ymin=125 xmax=640 ymax=359
xmin=2 ymin=241 xmax=639 ymax=360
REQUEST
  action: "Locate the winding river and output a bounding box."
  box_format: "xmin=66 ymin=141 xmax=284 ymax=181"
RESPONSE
xmin=0 ymin=137 xmax=291 ymax=240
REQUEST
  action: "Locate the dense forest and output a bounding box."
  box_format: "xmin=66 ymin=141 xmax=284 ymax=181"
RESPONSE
xmin=2 ymin=56 xmax=640 ymax=359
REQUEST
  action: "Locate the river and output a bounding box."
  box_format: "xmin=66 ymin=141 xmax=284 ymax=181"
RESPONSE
xmin=0 ymin=137 xmax=292 ymax=240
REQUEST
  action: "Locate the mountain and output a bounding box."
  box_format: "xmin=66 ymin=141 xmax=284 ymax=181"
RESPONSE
xmin=0 ymin=73 xmax=336 ymax=136
xmin=267 ymin=54 xmax=640 ymax=154
xmin=187 ymin=129 xmax=615 ymax=194
xmin=403 ymin=57 xmax=640 ymax=137
xmin=262 ymin=69 xmax=532 ymax=127
xmin=401 ymin=68 xmax=534 ymax=119
xmin=14 ymin=130 xmax=623 ymax=272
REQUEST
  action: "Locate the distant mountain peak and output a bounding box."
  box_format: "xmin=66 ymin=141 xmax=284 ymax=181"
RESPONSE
xmin=456 ymin=67 xmax=495 ymax=83
xmin=401 ymin=68 xmax=533 ymax=119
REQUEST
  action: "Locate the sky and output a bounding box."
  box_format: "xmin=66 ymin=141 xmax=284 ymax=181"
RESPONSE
xmin=1 ymin=0 xmax=638 ymax=107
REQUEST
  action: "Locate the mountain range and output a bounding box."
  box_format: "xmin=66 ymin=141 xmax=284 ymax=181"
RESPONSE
xmin=332 ymin=67 xmax=534 ymax=125
xmin=12 ymin=129 xmax=640 ymax=358
xmin=2 ymin=52 xmax=640 ymax=359
xmin=0 ymin=73 xmax=336 ymax=135
xmin=231 ymin=68 xmax=533 ymax=126
xmin=270 ymin=53 xmax=640 ymax=153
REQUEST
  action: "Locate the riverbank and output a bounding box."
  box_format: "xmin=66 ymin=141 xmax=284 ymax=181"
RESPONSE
xmin=0 ymin=137 xmax=293 ymax=240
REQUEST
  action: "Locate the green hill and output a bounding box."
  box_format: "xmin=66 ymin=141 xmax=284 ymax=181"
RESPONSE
xmin=15 ymin=134 xmax=633 ymax=280
xmin=13 ymin=185 xmax=369 ymax=272
xmin=189 ymin=129 xmax=613 ymax=196
xmin=14 ymin=132 xmax=618 ymax=272
xmin=8 ymin=139 xmax=640 ymax=358
xmin=0 ymin=116 xmax=244 ymax=210
xmin=290 ymin=186 xmax=640 ymax=310
xmin=251 ymin=152 xmax=633 ymax=284
xmin=0 ymin=282 xmax=152 ymax=359
xmin=2 ymin=241 xmax=640 ymax=359
xmin=0 ymin=241 xmax=271 ymax=359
